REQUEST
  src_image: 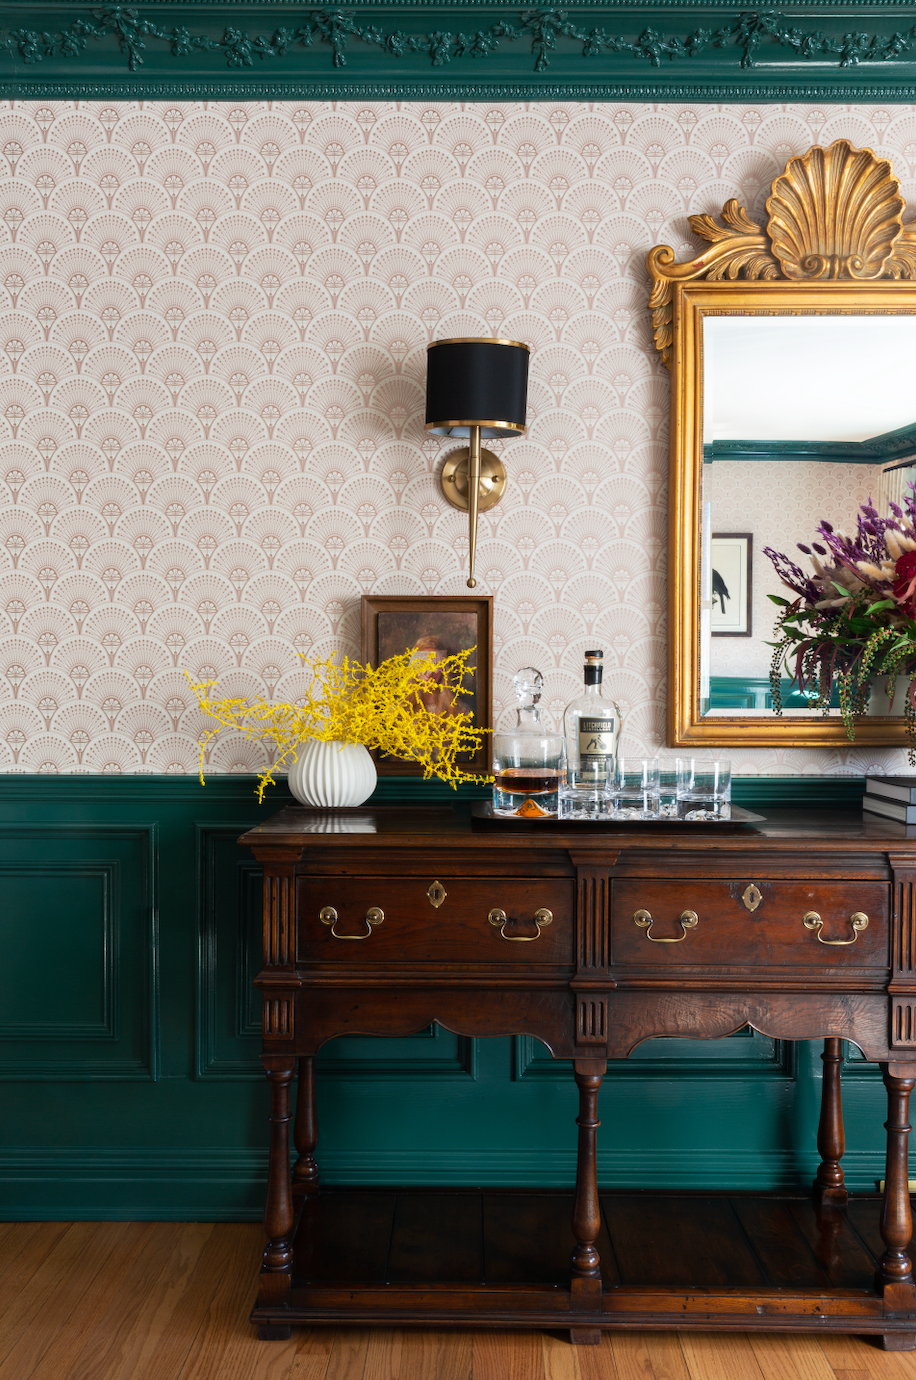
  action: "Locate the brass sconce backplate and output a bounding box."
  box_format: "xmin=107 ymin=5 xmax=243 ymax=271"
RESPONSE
xmin=440 ymin=448 xmax=507 ymax=513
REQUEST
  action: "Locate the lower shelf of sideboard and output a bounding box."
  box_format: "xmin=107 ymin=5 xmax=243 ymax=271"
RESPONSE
xmin=250 ymin=1187 xmax=916 ymax=1339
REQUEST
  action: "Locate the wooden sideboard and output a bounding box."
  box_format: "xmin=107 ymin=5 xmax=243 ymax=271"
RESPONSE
xmin=240 ymin=804 xmax=916 ymax=1350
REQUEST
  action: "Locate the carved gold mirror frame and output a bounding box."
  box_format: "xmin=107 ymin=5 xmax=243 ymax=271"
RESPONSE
xmin=648 ymin=140 xmax=916 ymax=748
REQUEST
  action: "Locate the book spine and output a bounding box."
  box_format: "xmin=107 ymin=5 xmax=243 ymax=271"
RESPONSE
xmin=863 ymin=797 xmax=916 ymax=823
xmin=866 ymin=781 xmax=916 ymax=805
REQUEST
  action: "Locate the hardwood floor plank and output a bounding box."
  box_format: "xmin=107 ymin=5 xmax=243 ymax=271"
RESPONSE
xmin=473 ymin=1329 xmax=545 ymax=1380
xmin=0 ymin=1221 xmax=132 ymax=1378
xmin=22 ymin=1223 xmax=157 ymax=1380
xmin=0 ymin=1221 xmax=71 ymax=1307
xmin=127 ymin=1223 xmax=261 ymax=1380
xmin=818 ymin=1334 xmax=916 ymax=1378
xmin=178 ymin=1224 xmax=298 ymax=1380
xmin=53 ymin=1221 xmax=214 ymax=1380
xmin=749 ymin=1332 xmax=838 ymax=1380
xmin=290 ymin=1327 xmax=333 ymax=1380
xmin=542 ymin=1331 xmax=583 ymax=1380
xmin=644 ymin=1332 xmax=693 ymax=1380
xmin=16 ymin=1221 xmax=916 ymax=1380
xmin=679 ymin=1332 xmax=767 ymax=1380
xmin=577 ymin=1332 xmax=620 ymax=1380
xmin=607 ymin=1332 xmax=656 ymax=1380
xmin=392 ymin=1329 xmax=439 ymax=1380
xmin=362 ymin=1327 xmax=402 ymax=1380
xmin=323 ymin=1328 xmax=370 ymax=1380
xmin=436 ymin=1330 xmax=473 ymax=1380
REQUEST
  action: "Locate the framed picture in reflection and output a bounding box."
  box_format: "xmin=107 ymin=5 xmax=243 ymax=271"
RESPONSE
xmin=711 ymin=533 xmax=753 ymax=637
xmin=361 ymin=595 xmax=493 ymax=776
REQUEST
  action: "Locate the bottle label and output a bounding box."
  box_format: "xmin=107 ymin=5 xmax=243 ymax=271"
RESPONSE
xmin=578 ymin=717 xmax=615 ymax=781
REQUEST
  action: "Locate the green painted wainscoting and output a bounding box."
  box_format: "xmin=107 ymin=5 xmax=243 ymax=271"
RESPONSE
xmin=0 ymin=773 xmax=887 ymax=1221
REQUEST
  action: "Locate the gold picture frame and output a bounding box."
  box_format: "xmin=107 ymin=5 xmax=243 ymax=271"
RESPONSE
xmin=648 ymin=140 xmax=916 ymax=747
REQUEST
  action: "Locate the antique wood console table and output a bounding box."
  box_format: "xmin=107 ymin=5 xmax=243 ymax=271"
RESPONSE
xmin=241 ymin=804 xmax=916 ymax=1349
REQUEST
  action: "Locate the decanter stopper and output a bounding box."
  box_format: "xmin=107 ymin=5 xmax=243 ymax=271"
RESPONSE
xmin=513 ymin=666 xmax=543 ymax=729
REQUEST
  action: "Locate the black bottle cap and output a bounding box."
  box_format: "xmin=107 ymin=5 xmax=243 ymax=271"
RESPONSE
xmin=584 ymin=649 xmax=603 ymax=659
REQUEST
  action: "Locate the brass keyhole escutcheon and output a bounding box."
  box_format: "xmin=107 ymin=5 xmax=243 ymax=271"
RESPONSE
xmin=427 ymin=880 xmax=447 ymax=909
xmin=742 ymin=884 xmax=763 ymax=912
xmin=320 ymin=905 xmax=384 ymax=940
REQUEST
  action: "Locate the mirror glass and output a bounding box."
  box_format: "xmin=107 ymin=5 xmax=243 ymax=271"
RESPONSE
xmin=700 ymin=313 xmax=916 ymax=718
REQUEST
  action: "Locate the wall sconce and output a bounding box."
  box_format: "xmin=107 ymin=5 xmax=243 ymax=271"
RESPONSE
xmin=425 ymin=337 xmax=530 ymax=589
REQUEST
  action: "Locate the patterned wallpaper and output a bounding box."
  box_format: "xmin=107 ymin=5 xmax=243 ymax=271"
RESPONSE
xmin=0 ymin=99 xmax=910 ymax=776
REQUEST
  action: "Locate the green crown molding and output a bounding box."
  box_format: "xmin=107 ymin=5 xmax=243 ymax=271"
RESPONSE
xmin=705 ymin=421 xmax=916 ymax=467
xmin=9 ymin=3 xmax=916 ymax=99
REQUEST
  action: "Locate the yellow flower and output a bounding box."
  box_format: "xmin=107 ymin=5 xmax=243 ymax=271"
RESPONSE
xmin=187 ymin=648 xmax=492 ymax=802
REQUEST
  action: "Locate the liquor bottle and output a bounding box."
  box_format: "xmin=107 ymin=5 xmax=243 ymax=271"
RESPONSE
xmin=561 ymin=650 xmax=621 ymax=818
xmin=492 ymin=668 xmax=566 ymax=818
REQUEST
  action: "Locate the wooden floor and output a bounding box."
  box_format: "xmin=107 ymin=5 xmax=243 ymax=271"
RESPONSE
xmin=4 ymin=1221 xmax=916 ymax=1380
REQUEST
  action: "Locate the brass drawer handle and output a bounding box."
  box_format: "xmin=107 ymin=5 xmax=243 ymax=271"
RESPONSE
xmin=320 ymin=905 xmax=384 ymax=940
xmin=488 ymin=907 xmax=553 ymax=942
xmin=634 ymin=909 xmax=698 ymax=943
xmin=803 ymin=911 xmax=868 ymax=946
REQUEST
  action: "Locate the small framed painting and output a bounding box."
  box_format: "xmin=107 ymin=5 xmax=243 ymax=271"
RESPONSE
xmin=711 ymin=533 xmax=753 ymax=637
xmin=361 ymin=595 xmax=493 ymax=776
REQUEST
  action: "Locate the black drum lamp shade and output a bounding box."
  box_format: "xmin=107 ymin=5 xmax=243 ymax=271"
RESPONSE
xmin=425 ymin=338 xmax=530 ymax=587
xmin=425 ymin=338 xmax=530 ymax=437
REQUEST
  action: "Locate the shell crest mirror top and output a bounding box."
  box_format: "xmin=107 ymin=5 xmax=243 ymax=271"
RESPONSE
xmin=648 ymin=140 xmax=916 ymax=369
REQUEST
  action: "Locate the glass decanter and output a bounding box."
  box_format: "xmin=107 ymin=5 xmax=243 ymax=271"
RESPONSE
xmin=491 ymin=667 xmax=566 ymax=818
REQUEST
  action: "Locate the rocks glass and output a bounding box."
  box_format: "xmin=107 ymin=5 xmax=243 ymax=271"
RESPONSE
xmin=612 ymin=757 xmax=660 ymax=819
xmin=676 ymin=758 xmax=731 ymax=820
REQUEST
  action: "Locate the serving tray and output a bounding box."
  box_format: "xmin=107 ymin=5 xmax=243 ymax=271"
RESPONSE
xmin=470 ymin=802 xmax=766 ymax=831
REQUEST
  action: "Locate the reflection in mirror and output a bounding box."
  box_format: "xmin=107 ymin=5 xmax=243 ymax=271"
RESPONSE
xmin=700 ymin=315 xmax=916 ymax=717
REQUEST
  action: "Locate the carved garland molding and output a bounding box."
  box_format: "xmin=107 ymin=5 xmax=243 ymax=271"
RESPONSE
xmin=648 ymin=140 xmax=916 ymax=369
xmin=7 ymin=6 xmax=916 ymax=74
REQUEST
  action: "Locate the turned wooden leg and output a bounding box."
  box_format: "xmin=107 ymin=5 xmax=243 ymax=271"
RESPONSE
xmin=877 ymin=1064 xmax=916 ymax=1343
xmin=570 ymin=1058 xmax=605 ymax=1345
xmin=292 ymin=1055 xmax=319 ymax=1195
xmin=814 ymin=1037 xmax=848 ymax=1206
xmin=259 ymin=1056 xmax=295 ymax=1325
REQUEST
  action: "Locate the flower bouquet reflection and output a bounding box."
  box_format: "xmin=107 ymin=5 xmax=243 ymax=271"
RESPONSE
xmin=765 ymin=489 xmax=916 ymax=758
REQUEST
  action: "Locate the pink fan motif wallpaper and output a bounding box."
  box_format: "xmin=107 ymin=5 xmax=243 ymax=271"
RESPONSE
xmin=0 ymin=99 xmax=909 ymax=776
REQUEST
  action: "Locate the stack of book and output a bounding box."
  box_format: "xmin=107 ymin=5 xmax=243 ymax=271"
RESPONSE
xmin=863 ymin=775 xmax=916 ymax=828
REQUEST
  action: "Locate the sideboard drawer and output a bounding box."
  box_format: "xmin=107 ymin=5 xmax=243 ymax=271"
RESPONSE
xmin=296 ymin=877 xmax=574 ymax=965
xmin=611 ymin=880 xmax=889 ymax=967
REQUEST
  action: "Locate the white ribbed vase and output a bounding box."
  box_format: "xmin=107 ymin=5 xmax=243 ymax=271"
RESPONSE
xmin=286 ymin=739 xmax=377 ymax=808
xmin=865 ymin=682 xmax=905 ymax=716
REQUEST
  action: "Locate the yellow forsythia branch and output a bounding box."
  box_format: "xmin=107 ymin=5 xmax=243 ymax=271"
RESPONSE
xmin=187 ymin=648 xmax=493 ymax=802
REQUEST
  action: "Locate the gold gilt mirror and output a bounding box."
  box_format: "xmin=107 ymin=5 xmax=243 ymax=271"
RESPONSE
xmin=649 ymin=139 xmax=916 ymax=748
